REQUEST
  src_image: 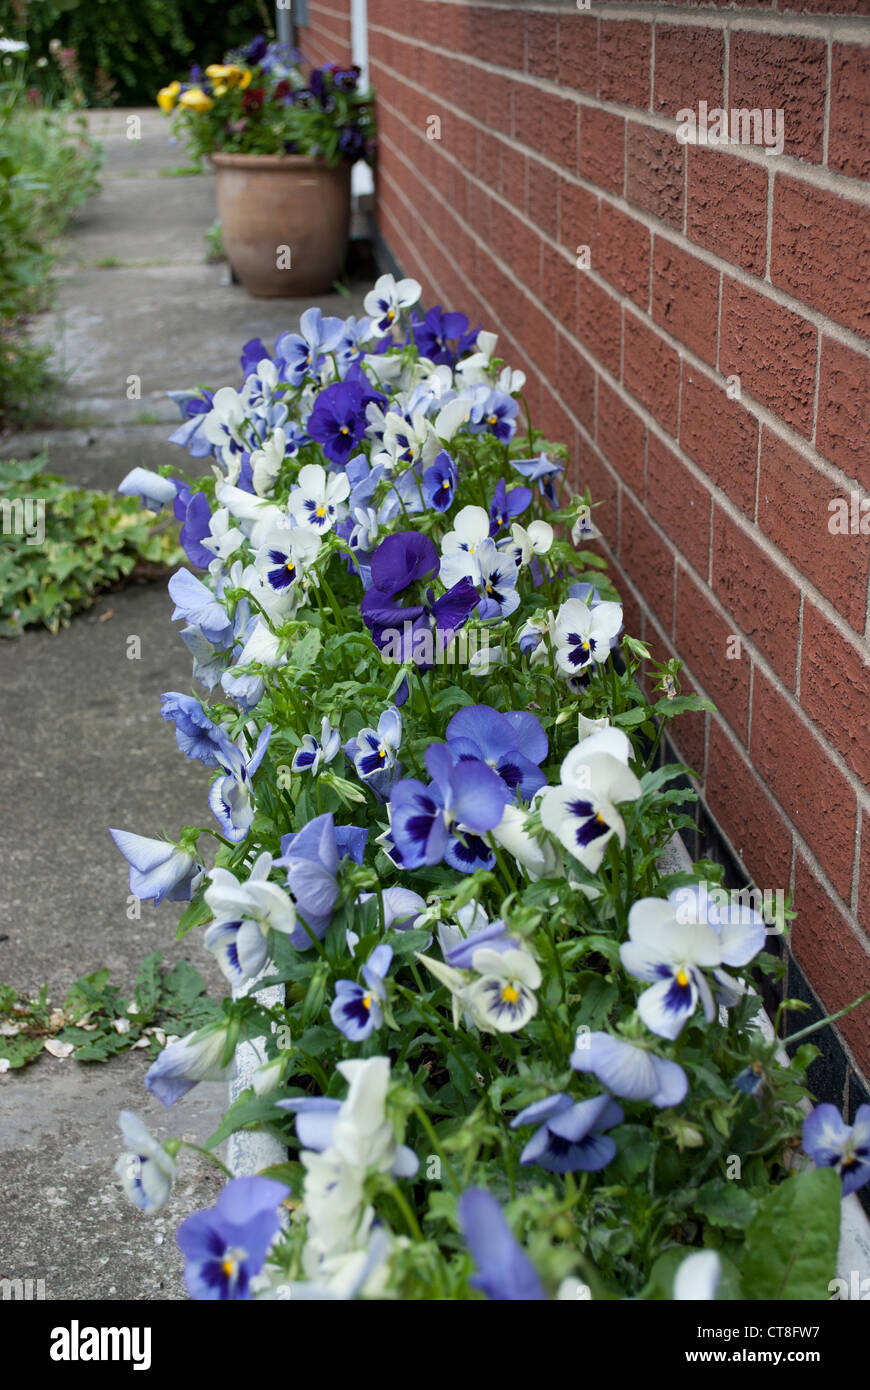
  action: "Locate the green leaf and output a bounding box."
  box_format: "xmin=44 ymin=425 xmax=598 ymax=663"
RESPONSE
xmin=205 ymin=1091 xmax=291 ymax=1149
xmin=740 ymin=1168 xmax=841 ymax=1300
xmin=692 ymin=1179 xmax=756 ymax=1230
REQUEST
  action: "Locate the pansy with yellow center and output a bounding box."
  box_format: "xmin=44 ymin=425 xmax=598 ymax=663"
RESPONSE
xmin=619 ymin=896 xmax=738 ymax=1040
xmin=330 ymin=944 xmax=393 ymax=1041
xmin=176 ymin=1175 xmax=290 ymax=1301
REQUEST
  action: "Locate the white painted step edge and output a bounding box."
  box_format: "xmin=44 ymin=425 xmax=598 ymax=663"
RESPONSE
xmin=226 ymin=836 xmax=870 ymax=1284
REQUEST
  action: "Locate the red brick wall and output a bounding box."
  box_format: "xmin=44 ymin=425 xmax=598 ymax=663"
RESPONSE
xmin=350 ymin=1 xmax=870 ymax=1077
xmin=297 ymin=2 xmax=353 ymax=66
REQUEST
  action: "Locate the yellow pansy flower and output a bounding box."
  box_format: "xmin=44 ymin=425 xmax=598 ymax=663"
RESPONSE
xmin=178 ymin=88 xmax=214 ymax=113
xmin=156 ymin=80 xmax=180 ymax=113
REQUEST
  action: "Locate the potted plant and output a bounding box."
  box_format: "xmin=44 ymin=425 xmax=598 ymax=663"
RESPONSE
xmin=157 ymin=36 xmax=375 ymax=297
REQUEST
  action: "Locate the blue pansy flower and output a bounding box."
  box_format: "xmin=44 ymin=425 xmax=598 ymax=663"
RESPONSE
xmin=177 ymin=1176 xmax=290 ymax=1301
xmin=488 ymin=476 xmax=532 ymax=536
xmin=446 ymin=704 xmax=548 ymax=801
xmin=350 ymin=706 xmax=402 ymax=784
xmin=275 ymin=811 xmax=368 ymax=947
xmin=458 ymin=1189 xmax=547 ymax=1301
xmin=409 ymin=304 xmax=478 ymax=367
xmin=169 ymin=568 xmax=235 ymax=649
xmin=510 ymin=452 xmax=563 ymax=508
xmin=570 ymin=1031 xmax=688 ymax=1108
xmin=108 ymin=828 xmax=202 ymax=905
xmin=469 ymin=388 xmax=518 ymax=442
xmin=291 ymin=716 xmax=341 ymax=775
xmin=803 ymin=1103 xmax=870 ymax=1196
xmin=167 ymin=389 xmax=216 ymax=458
xmin=422 ymin=449 xmax=458 ymax=512
xmin=117 ymin=467 xmax=177 ymax=512
xmin=208 ymin=724 xmax=272 ymax=842
xmin=511 ymin=1092 xmax=624 ymax=1173
xmin=389 ymin=742 xmax=509 ymax=873
xmin=274 ymin=306 xmax=345 ymax=386
xmin=160 ymin=691 xmax=234 ymax=766
xmin=145 ymin=1020 xmax=232 ymax=1107
xmin=114 ymin=1111 xmax=177 ymax=1215
xmin=330 ymin=943 xmax=393 ymax=1041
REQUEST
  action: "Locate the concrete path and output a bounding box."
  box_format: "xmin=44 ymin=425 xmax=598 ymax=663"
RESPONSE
xmin=0 ymin=108 xmax=367 ymax=1299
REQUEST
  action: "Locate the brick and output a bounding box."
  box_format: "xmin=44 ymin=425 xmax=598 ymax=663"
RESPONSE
xmin=578 ymin=277 xmax=622 ymax=379
xmin=578 ymin=107 xmax=625 ymax=197
xmin=468 ymin=6 xmax=525 ymax=70
xmin=710 ymin=506 xmax=801 ymax=687
xmin=816 ymin=336 xmax=870 ymax=492
xmin=707 ymin=722 xmax=793 ymax=892
xmin=596 ymin=203 xmax=650 ymax=309
xmin=599 ymin=20 xmax=652 ymax=110
xmin=719 ymin=277 xmax=817 ymax=439
xmin=652 ymin=237 xmax=719 ymax=366
xmin=540 ymin=242 xmax=578 ymax=329
xmin=771 ymin=175 xmax=870 ymax=340
xmin=675 ymin=567 xmax=750 ymax=742
xmin=665 ymin=655 xmax=708 ymax=782
xmin=757 ymin=427 xmax=870 ymax=632
xmin=557 ymin=13 xmax=599 ymax=97
xmin=856 ymin=811 xmax=861 ymax=945
xmin=527 ymin=157 xmax=559 ymax=239
xmin=751 ymin=669 xmax=857 ymax=899
xmin=729 ymin=33 xmax=827 ymax=162
xmin=780 ymin=0 xmax=870 ymax=13
xmin=598 ymin=377 xmax=645 ymax=496
xmin=558 ymin=178 xmax=599 ymax=258
xmin=525 ymin=11 xmax=559 ymax=81
xmin=800 ymin=601 xmax=870 ymax=788
xmin=654 ymin=25 xmax=725 ymax=118
xmin=687 ymin=147 xmax=768 ymax=277
xmin=623 ymin=310 xmax=680 ymax=436
xmin=626 ymin=122 xmax=684 ymax=231
xmin=829 ymin=44 xmax=870 ymax=179
xmin=680 ymin=364 xmax=759 ymax=515
xmin=514 ymin=86 xmax=578 ymax=169
xmin=557 ymin=332 xmax=595 ymax=438
xmin=792 ymin=856 xmax=870 ymax=1076
xmin=607 ymin=555 xmax=645 ymax=651
xmin=498 ymin=142 xmax=527 ymax=207
xmin=519 ymin=296 xmax=557 ymax=380
xmin=647 ymin=433 xmax=710 ymax=577
xmin=537 ymin=378 xmax=575 ymax=457
xmin=620 ymin=492 xmax=675 ymax=633
xmin=577 ymin=437 xmax=619 ymax=548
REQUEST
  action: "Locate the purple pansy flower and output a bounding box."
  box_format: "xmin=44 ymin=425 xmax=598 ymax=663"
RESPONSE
xmin=510 ymin=453 xmax=563 ymax=509
xmin=306 ymin=379 xmax=369 ymax=465
xmin=409 ymin=305 xmax=478 ymax=367
xmin=160 ymin=692 xmax=234 ymax=766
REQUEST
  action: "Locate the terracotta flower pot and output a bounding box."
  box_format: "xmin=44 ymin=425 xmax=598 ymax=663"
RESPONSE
xmin=211 ymin=152 xmax=351 ymax=298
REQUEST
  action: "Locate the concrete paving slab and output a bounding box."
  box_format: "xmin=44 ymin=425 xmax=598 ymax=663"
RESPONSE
xmin=0 ymin=100 xmax=374 ymax=1297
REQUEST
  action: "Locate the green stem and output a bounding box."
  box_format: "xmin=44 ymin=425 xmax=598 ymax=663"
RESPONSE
xmin=412 ymin=1103 xmax=461 ymax=1194
xmin=783 ymin=990 xmax=870 ymax=1047
xmin=178 ymin=1141 xmax=233 ymax=1179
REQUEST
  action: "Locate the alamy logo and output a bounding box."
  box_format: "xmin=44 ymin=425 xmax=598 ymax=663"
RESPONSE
xmin=0 ymin=495 xmax=45 ymax=545
xmin=49 ymin=1321 xmax=152 ymax=1371
xmin=0 ymin=1276 xmax=45 ymax=1299
xmin=676 ymin=102 xmax=784 ymax=155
